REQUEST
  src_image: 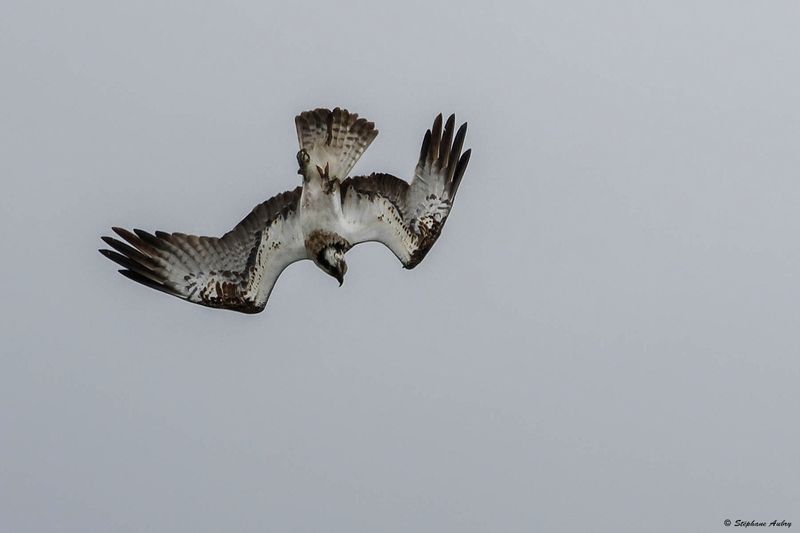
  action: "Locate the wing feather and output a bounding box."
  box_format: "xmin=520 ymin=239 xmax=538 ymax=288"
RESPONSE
xmin=341 ymin=114 xmax=471 ymax=269
xmin=99 ymin=187 xmax=306 ymax=313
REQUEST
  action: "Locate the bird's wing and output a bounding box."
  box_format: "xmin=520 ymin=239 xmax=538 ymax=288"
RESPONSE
xmin=340 ymin=114 xmax=471 ymax=268
xmin=99 ymin=187 xmax=305 ymax=313
xmin=295 ymin=107 xmax=378 ymax=181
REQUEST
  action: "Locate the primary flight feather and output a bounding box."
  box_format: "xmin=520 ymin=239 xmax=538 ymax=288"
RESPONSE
xmin=99 ymin=107 xmax=472 ymax=313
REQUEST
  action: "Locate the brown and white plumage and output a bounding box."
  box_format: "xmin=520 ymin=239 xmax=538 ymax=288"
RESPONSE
xmin=100 ymin=188 xmax=304 ymax=313
xmin=99 ymin=107 xmax=471 ymax=314
xmin=340 ymin=113 xmax=471 ymax=268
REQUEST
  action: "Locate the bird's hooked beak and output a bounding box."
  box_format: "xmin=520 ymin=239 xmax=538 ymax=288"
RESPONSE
xmin=319 ymin=245 xmax=348 ymax=286
xmin=335 ymin=259 xmax=347 ymax=286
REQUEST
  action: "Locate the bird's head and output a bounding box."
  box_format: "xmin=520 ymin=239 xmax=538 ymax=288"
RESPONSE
xmin=317 ymin=245 xmax=348 ymax=286
xmin=306 ymin=230 xmax=351 ymax=286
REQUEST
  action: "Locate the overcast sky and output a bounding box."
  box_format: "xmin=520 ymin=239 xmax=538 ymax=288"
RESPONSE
xmin=2 ymin=1 xmax=799 ymax=532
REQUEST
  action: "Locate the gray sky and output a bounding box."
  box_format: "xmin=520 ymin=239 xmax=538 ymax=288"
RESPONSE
xmin=1 ymin=1 xmax=799 ymax=531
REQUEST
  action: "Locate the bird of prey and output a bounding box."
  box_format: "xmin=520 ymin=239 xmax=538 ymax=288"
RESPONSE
xmin=99 ymin=107 xmax=472 ymax=313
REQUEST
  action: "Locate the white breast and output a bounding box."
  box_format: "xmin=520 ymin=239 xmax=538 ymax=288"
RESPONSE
xmin=299 ymin=179 xmax=346 ymax=239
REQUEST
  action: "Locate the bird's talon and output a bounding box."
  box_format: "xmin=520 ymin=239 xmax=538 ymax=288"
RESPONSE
xmin=296 ymin=149 xmax=310 ymax=169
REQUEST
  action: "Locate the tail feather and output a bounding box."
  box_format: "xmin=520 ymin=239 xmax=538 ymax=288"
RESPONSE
xmin=295 ymin=107 xmax=378 ymax=180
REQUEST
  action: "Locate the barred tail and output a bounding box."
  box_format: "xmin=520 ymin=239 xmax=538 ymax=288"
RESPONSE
xmin=295 ymin=107 xmax=378 ymax=180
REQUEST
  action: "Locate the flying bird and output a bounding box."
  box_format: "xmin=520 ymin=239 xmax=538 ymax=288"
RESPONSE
xmin=99 ymin=108 xmax=472 ymax=313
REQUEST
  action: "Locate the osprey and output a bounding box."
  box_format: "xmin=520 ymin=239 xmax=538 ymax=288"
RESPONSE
xmin=99 ymin=108 xmax=472 ymax=313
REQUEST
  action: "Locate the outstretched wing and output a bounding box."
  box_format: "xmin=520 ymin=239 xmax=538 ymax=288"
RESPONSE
xmin=340 ymin=113 xmax=471 ymax=268
xmin=295 ymin=107 xmax=378 ymax=181
xmin=99 ymin=187 xmax=305 ymax=313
